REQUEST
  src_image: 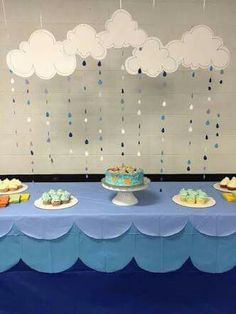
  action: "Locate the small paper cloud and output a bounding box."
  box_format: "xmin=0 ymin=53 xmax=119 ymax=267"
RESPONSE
xmin=7 ymin=29 xmax=76 ymax=79
xmin=99 ymin=9 xmax=147 ymax=49
xmin=167 ymin=25 xmax=230 ymax=70
xmin=125 ymin=37 xmax=178 ymax=77
xmin=63 ymin=24 xmax=107 ymax=60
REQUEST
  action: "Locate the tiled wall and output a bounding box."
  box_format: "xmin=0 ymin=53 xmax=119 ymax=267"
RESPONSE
xmin=0 ymin=0 xmax=235 ymax=174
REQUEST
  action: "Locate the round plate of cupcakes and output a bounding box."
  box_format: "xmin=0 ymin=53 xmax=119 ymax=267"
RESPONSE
xmin=173 ymin=188 xmax=216 ymax=208
xmin=0 ymin=178 xmax=28 ymax=195
xmin=214 ymin=177 xmax=236 ymax=202
xmin=34 ymin=189 xmax=78 ymax=210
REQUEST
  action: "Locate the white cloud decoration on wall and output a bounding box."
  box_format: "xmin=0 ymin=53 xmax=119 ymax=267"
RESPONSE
xmin=98 ymin=9 xmax=147 ymax=49
xmin=167 ymin=25 xmax=230 ymax=70
xmin=6 ymin=9 xmax=230 ymax=79
xmin=63 ymin=24 xmax=107 ymax=60
xmin=7 ymin=29 xmax=76 ymax=79
xmin=125 ymin=37 xmax=178 ymax=77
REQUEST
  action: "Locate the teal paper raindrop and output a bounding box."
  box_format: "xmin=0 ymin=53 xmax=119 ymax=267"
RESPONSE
xmin=45 ymin=112 xmax=50 ymax=117
xmin=98 ymin=79 xmax=103 ymax=85
xmin=161 ymin=115 xmax=165 ymax=121
xmin=214 ymin=143 xmax=219 ymax=148
xmin=205 ymin=120 xmax=210 ymax=126
xmin=27 ymin=100 xmax=30 ymax=105
xmin=68 ymin=112 xmax=72 ymax=118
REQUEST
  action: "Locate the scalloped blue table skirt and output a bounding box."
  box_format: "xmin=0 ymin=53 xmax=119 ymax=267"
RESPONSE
xmin=1 ymin=223 xmax=236 ymax=274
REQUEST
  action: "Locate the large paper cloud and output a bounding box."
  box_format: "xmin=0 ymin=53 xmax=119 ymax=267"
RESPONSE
xmin=167 ymin=25 xmax=230 ymax=70
xmin=125 ymin=37 xmax=178 ymax=77
xmin=63 ymin=24 xmax=107 ymax=60
xmin=7 ymin=29 xmax=76 ymax=79
xmin=99 ymin=9 xmax=147 ymax=49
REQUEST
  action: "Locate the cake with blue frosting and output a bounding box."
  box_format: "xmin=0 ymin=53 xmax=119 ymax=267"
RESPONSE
xmin=105 ymin=166 xmax=144 ymax=187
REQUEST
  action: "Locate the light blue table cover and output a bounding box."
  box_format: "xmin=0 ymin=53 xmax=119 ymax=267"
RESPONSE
xmin=0 ymin=182 xmax=236 ymax=273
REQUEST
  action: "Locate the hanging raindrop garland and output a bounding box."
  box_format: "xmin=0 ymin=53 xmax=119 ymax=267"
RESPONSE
xmin=159 ymin=71 xmax=167 ymax=192
xmin=24 ymin=78 xmax=35 ymax=173
xmin=67 ymin=76 xmax=73 ymax=155
xmin=44 ymin=85 xmax=53 ymax=165
xmin=186 ymin=72 xmax=195 ymax=172
xmin=97 ymin=60 xmax=104 ymax=162
xmin=82 ymin=59 xmax=89 ymax=178
xmin=137 ymin=67 xmax=142 ymax=158
xmin=9 ymin=71 xmax=19 ymax=153
xmin=120 ymin=50 xmax=126 ymax=161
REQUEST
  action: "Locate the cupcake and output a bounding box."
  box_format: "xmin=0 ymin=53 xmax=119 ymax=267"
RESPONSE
xmin=60 ymin=193 xmax=70 ymax=204
xmin=51 ymin=195 xmax=61 ymax=207
xmin=11 ymin=179 xmax=23 ymax=189
xmin=179 ymin=189 xmax=188 ymax=202
xmin=227 ymin=177 xmax=236 ymax=191
xmin=186 ymin=193 xmax=196 ymax=204
xmin=220 ymin=177 xmax=230 ymax=188
xmin=42 ymin=193 xmax=51 ymax=205
xmin=0 ymin=183 xmax=8 ymax=193
xmin=196 ymin=192 xmax=208 ymax=204
xmin=8 ymin=182 xmax=18 ymax=191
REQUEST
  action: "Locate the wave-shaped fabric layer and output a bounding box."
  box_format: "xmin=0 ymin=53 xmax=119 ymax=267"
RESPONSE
xmin=0 ymin=182 xmax=236 ymax=240
xmin=1 ymin=224 xmax=236 ymax=274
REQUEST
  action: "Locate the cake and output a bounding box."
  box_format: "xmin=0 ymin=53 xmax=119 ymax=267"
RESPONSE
xmin=105 ymin=166 xmax=144 ymax=187
xmin=0 ymin=178 xmax=23 ymax=193
xmin=41 ymin=189 xmax=72 ymax=207
xmin=178 ymin=189 xmax=209 ymax=205
xmin=227 ymin=177 xmax=236 ymax=191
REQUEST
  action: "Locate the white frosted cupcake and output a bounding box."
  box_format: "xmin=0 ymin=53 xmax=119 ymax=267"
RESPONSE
xmin=227 ymin=177 xmax=236 ymax=191
xmin=220 ymin=177 xmax=230 ymax=188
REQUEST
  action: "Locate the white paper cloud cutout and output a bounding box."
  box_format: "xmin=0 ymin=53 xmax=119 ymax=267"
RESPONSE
xmin=63 ymin=24 xmax=107 ymax=60
xmin=99 ymin=9 xmax=147 ymax=49
xmin=125 ymin=37 xmax=178 ymax=77
xmin=167 ymin=25 xmax=230 ymax=70
xmin=7 ymin=29 xmax=76 ymax=79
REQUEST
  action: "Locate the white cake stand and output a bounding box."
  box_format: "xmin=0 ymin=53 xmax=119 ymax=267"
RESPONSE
xmin=101 ymin=177 xmax=151 ymax=206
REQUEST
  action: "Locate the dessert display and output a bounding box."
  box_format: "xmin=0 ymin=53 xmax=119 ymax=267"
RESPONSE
xmin=0 ymin=178 xmax=24 ymax=193
xmin=41 ymin=189 xmax=72 ymax=207
xmin=105 ymin=166 xmax=144 ymax=187
xmin=219 ymin=176 xmax=236 ymax=191
xmin=178 ymin=189 xmax=209 ymax=205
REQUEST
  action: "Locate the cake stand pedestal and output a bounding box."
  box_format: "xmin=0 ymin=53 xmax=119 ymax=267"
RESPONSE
xmin=101 ymin=177 xmax=151 ymax=206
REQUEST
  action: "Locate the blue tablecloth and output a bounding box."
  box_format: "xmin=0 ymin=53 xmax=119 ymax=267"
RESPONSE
xmin=0 ymin=182 xmax=236 ymax=273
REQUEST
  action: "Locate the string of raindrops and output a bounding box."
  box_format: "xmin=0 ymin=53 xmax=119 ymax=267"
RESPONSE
xmin=137 ymin=67 xmax=142 ymax=158
xmin=82 ymin=59 xmax=89 ymax=178
xmin=67 ymin=76 xmax=73 ymax=155
xmin=186 ymin=71 xmax=195 ymax=172
xmin=10 ymin=71 xmax=19 ymax=152
xmin=25 ymin=78 xmax=35 ymax=173
xmin=97 ymin=60 xmax=104 ymax=162
xmin=44 ymin=85 xmax=53 ymax=165
xmin=120 ymin=49 xmax=126 ymax=162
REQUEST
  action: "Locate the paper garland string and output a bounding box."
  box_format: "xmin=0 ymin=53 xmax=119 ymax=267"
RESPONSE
xmin=120 ymin=49 xmax=126 ymax=161
xmin=97 ymin=60 xmax=104 ymax=162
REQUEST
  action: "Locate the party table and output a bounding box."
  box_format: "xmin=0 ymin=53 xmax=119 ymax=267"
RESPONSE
xmin=0 ymin=181 xmax=236 ymax=274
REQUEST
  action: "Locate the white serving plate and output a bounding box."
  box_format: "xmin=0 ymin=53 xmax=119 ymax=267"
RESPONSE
xmin=34 ymin=196 xmax=78 ymax=210
xmin=213 ymin=182 xmax=234 ymax=193
xmin=172 ymin=195 xmax=216 ymax=208
xmin=0 ymin=184 xmax=28 ymax=195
